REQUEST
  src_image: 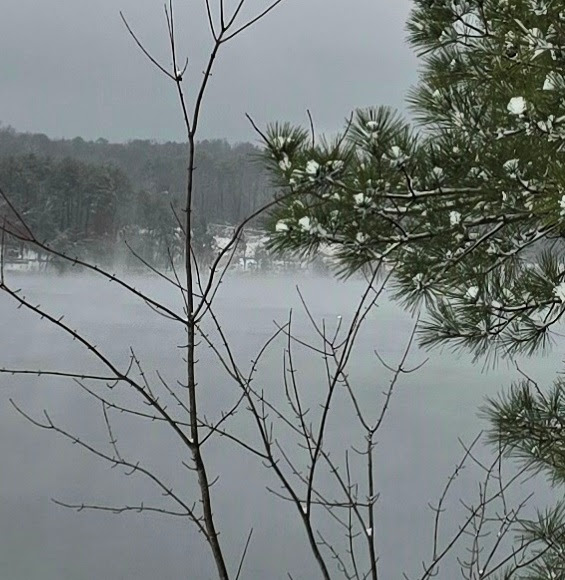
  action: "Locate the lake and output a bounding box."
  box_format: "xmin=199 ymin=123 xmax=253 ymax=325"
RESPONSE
xmin=0 ymin=272 xmax=562 ymax=579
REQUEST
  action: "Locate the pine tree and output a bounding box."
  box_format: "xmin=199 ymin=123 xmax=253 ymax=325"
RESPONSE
xmin=263 ymin=1 xmax=565 ymax=575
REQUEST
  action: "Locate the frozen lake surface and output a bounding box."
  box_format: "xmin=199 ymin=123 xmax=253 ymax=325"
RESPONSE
xmin=0 ymin=272 xmax=562 ymax=579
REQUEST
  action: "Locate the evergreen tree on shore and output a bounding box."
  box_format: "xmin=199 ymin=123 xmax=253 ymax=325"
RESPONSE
xmin=263 ymin=1 xmax=565 ymax=575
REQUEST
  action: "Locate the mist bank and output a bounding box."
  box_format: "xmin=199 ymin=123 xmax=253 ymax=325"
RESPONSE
xmin=0 ymin=272 xmax=560 ymax=578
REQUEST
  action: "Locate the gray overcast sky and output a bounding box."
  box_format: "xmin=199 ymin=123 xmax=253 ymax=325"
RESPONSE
xmin=0 ymin=0 xmax=418 ymax=143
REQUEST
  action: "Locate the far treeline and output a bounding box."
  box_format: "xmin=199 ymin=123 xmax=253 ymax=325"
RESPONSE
xmin=0 ymin=125 xmax=274 ymax=266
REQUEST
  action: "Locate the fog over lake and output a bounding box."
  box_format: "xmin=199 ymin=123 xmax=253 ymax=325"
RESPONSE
xmin=1 ymin=273 xmax=561 ymax=579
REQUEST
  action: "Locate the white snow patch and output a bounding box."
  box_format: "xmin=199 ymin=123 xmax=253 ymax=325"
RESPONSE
xmin=507 ymin=96 xmax=527 ymax=116
xmin=543 ymin=73 xmax=557 ymax=90
xmin=432 ymin=166 xmax=444 ymax=181
xmin=503 ymin=158 xmax=520 ymax=175
xmin=449 ymin=211 xmax=461 ymax=226
xmin=353 ymin=193 xmax=368 ymax=206
xmin=298 ymin=216 xmax=311 ymax=231
xmin=466 ymin=286 xmax=479 ymax=300
xmin=279 ymin=155 xmax=291 ymax=171
xmin=356 ymin=232 xmax=368 ymax=244
xmin=305 ymin=160 xmax=320 ymax=176
xmin=328 ymin=159 xmax=344 ymax=171
xmin=389 ymin=145 xmax=403 ymax=159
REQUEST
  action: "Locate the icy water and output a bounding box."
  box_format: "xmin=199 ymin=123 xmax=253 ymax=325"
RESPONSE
xmin=0 ymin=272 xmax=563 ymax=579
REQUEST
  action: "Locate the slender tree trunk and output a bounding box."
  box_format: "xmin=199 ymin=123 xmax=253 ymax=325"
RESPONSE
xmin=185 ymin=136 xmax=229 ymax=580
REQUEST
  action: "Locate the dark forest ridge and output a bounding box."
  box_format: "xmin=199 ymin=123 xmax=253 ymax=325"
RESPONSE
xmin=0 ymin=123 xmax=271 ymax=200
xmin=0 ymin=125 xmax=275 ymax=267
